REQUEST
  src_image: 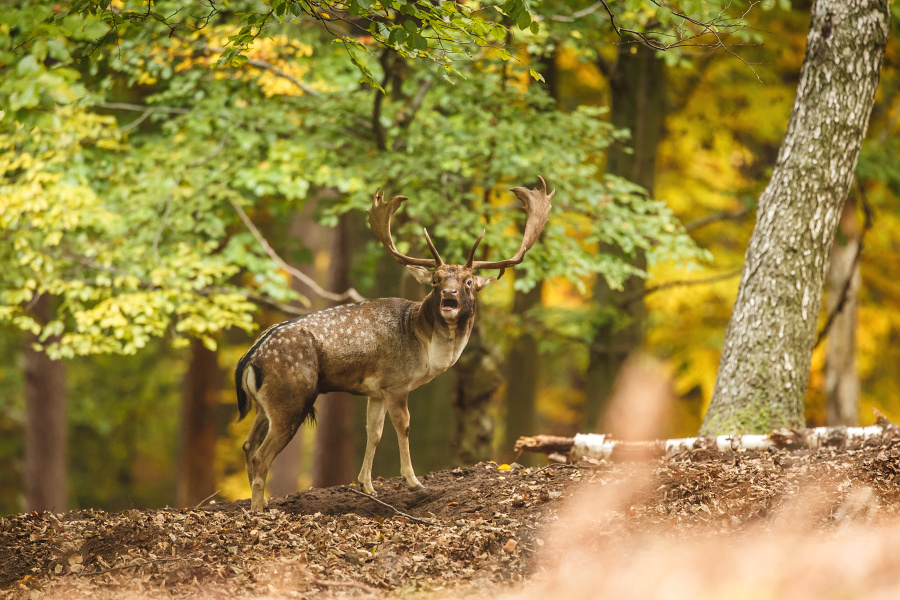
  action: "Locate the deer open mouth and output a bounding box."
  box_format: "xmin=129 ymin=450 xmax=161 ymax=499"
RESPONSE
xmin=441 ymin=298 xmax=459 ymax=313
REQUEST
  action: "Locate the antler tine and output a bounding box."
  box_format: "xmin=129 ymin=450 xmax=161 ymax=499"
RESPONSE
xmin=470 ymin=176 xmax=554 ymax=274
xmin=422 ymin=228 xmax=445 ymax=266
xmin=368 ymin=189 xmax=439 ymax=268
xmin=465 ymin=229 xmax=486 ymax=268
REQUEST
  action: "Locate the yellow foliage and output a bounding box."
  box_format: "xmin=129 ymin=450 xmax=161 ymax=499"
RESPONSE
xmin=543 ymin=276 xmax=587 ymax=310
xmin=537 ymin=384 xmax=584 ymax=425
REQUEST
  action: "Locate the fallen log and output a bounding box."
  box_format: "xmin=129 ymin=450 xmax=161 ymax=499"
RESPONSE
xmin=515 ymin=424 xmax=895 ymax=463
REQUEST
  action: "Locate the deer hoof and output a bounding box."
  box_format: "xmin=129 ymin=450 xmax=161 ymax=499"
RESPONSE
xmin=411 ymin=483 xmax=425 ymax=491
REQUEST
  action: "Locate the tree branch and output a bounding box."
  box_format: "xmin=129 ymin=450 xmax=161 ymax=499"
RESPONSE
xmin=543 ymin=1 xmax=607 ymax=23
xmin=396 ymin=77 xmax=433 ymax=131
xmin=814 ymin=183 xmax=873 ymax=349
xmin=98 ymin=102 xmax=190 ymax=114
xmin=617 ymin=268 xmax=743 ymax=308
xmin=229 ymin=199 xmax=366 ymax=304
xmin=200 ymin=46 xmax=320 ymax=96
xmin=347 ymin=487 xmax=441 ymax=526
xmin=684 ymin=205 xmax=754 ymax=232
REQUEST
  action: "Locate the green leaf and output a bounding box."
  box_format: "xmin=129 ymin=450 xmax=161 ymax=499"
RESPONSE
xmin=516 ymin=10 xmax=531 ymax=31
xmin=388 ymin=27 xmax=408 ymax=45
xmin=656 ymin=6 xmax=672 ymax=23
xmin=410 ymin=33 xmax=428 ymax=51
xmin=490 ymin=25 xmax=507 ymax=41
xmin=17 ymin=55 xmax=40 ymax=76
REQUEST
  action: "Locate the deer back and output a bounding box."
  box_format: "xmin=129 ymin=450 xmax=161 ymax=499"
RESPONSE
xmin=249 ymin=290 xmax=474 ymax=399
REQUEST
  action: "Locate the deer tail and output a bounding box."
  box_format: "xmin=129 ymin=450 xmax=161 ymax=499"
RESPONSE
xmin=235 ymin=352 xmax=263 ymax=421
xmin=235 ymin=321 xmax=290 ymax=420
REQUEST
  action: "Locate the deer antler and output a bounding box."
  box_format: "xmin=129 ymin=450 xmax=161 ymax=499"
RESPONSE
xmin=369 ymin=189 xmax=444 ymax=268
xmin=468 ymin=176 xmax=554 ymax=274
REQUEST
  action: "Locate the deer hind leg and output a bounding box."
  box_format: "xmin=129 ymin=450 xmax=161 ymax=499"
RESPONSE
xmin=358 ymin=397 xmax=386 ymax=495
xmin=246 ymin=383 xmax=316 ymax=512
xmin=243 ymin=410 xmax=269 ymax=488
xmin=247 ymin=406 xmax=310 ymax=512
xmin=387 ymin=394 xmax=424 ymax=491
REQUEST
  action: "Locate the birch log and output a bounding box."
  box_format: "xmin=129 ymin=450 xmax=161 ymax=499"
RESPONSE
xmin=515 ymin=424 xmax=892 ymax=463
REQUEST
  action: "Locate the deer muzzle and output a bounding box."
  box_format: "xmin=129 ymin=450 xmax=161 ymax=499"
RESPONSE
xmin=440 ymin=289 xmax=460 ymax=316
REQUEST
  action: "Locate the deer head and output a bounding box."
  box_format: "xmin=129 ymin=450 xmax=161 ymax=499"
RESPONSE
xmin=368 ymin=176 xmax=555 ymax=326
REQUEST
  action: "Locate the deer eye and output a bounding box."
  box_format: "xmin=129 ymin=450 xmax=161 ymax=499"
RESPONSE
xmin=466 ymin=279 xmax=473 ymax=288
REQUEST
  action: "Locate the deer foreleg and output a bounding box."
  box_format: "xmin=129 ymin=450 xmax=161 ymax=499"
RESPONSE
xmin=387 ymin=396 xmax=424 ymax=491
xmin=358 ymin=397 xmax=386 ymax=495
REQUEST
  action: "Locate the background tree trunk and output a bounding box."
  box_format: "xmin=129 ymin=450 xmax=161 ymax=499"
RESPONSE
xmin=701 ymin=0 xmax=889 ymax=435
xmin=24 ymin=294 xmax=68 ymax=512
xmin=453 ymin=318 xmax=503 ymax=465
xmin=584 ymin=42 xmax=665 ymax=430
xmin=312 ymin=212 xmax=358 ymax=488
xmin=268 ymin=199 xmax=334 ymax=496
xmin=825 ymin=200 xmax=862 ymax=426
xmin=176 ymin=338 xmax=220 ymax=507
xmin=502 ymin=284 xmax=543 ymax=463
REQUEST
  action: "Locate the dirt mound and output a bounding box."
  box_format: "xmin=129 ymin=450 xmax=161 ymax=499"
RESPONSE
xmin=3 ymin=431 xmax=900 ymax=599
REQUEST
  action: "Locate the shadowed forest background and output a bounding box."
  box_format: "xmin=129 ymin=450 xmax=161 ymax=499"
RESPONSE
xmin=1 ymin=0 xmax=898 ymax=516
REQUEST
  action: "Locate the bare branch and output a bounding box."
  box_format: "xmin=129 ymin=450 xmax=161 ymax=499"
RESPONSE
xmin=79 ymin=557 xmax=203 ymax=577
xmin=618 ymin=268 xmax=743 ymax=308
xmin=543 ymin=1 xmax=607 ymax=23
xmin=347 ymin=487 xmax=442 ymax=526
xmin=396 ymin=78 xmax=433 ymax=131
xmin=193 ymin=489 xmax=220 ymax=509
xmin=229 ymin=199 xmax=366 ymax=304
xmin=684 ymin=205 xmax=754 ymax=232
xmin=814 ymin=183 xmax=873 ymax=349
xmin=201 ymin=46 xmax=320 ymax=96
xmin=98 ymin=102 xmax=190 ymax=114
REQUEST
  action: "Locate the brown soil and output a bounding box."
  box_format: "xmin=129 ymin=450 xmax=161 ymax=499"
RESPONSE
xmin=4 ymin=430 xmax=900 ymax=599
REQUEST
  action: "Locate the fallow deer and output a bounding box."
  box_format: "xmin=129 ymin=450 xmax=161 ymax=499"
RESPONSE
xmin=235 ymin=177 xmax=554 ymax=511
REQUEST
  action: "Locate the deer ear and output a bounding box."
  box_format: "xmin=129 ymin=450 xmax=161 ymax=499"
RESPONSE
xmin=406 ymin=265 xmax=433 ymax=285
xmin=474 ymin=275 xmax=496 ymax=291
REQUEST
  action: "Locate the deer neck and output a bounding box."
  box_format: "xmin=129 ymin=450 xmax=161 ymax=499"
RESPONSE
xmin=414 ymin=291 xmax=474 ymax=374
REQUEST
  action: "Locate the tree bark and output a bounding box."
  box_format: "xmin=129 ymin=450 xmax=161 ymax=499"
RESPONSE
xmin=501 ymin=283 xmax=543 ymax=463
xmin=825 ymin=200 xmax=861 ymax=426
xmin=453 ymin=318 xmax=503 ymax=465
xmin=176 ymin=338 xmax=220 ymax=507
xmin=701 ymin=0 xmax=889 ymax=435
xmin=24 ymin=295 xmax=68 ymax=512
xmin=584 ymin=41 xmax=665 ymax=430
xmin=312 ymin=212 xmax=358 ymax=488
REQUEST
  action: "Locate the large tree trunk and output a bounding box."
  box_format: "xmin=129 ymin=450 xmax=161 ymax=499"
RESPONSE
xmin=825 ymin=200 xmax=862 ymax=426
xmin=584 ymin=41 xmax=665 ymax=430
xmin=24 ymin=295 xmax=68 ymax=512
xmin=176 ymin=338 xmax=220 ymax=507
xmin=312 ymin=212 xmax=358 ymax=488
xmin=502 ymin=284 xmax=543 ymax=463
xmin=701 ymin=0 xmax=889 ymax=435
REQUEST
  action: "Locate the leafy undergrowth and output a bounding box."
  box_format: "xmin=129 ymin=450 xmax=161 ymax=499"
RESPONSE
xmin=4 ymin=429 xmax=900 ymax=599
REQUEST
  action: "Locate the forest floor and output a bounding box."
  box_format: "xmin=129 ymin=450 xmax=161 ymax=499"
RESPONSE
xmin=5 ymin=429 xmax=900 ymax=600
